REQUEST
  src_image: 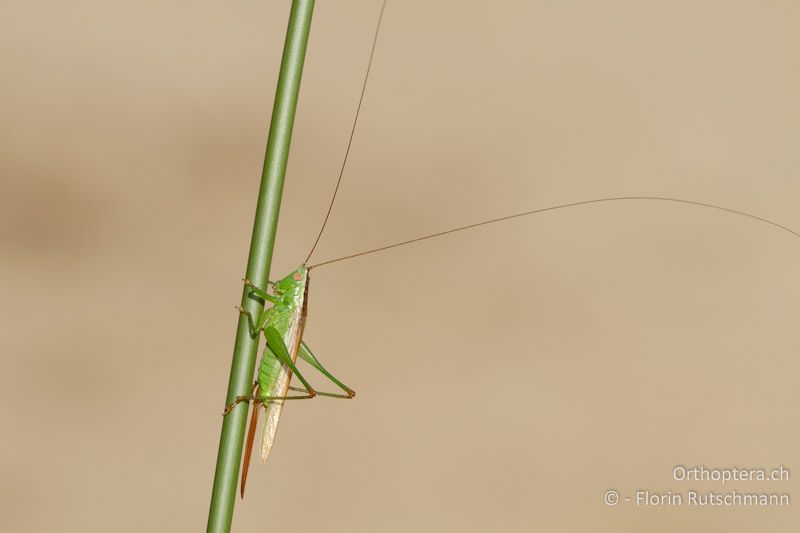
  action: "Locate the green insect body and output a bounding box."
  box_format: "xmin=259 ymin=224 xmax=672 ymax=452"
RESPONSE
xmin=227 ymin=264 xmax=354 ymax=497
xmin=256 ymin=265 xmax=311 ymax=462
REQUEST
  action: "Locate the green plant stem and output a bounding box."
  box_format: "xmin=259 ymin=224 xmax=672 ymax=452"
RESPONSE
xmin=206 ymin=1 xmax=315 ymax=531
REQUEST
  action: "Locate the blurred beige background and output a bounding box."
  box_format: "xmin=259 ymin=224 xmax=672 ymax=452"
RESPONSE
xmin=2 ymin=0 xmax=799 ymax=531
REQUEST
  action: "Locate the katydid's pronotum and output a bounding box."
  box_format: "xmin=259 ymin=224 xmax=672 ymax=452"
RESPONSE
xmin=222 ymin=0 xmax=800 ymax=499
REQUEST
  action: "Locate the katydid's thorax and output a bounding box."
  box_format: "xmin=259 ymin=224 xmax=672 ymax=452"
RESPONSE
xmin=268 ymin=288 xmax=305 ymax=330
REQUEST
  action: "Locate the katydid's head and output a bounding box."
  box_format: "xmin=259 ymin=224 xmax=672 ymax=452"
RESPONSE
xmin=272 ymin=265 xmax=308 ymax=296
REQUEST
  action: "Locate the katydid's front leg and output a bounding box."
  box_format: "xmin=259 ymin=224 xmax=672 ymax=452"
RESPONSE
xmin=242 ymin=278 xmax=279 ymax=304
xmin=297 ymin=341 xmax=356 ymax=398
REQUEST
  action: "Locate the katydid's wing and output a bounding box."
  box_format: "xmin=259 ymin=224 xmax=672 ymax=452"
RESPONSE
xmin=259 ymin=326 xmax=297 ymax=466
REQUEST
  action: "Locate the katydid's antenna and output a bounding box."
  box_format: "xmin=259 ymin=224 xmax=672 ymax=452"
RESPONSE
xmin=304 ymin=0 xmax=388 ymax=264
xmin=308 ymin=196 xmax=800 ymax=269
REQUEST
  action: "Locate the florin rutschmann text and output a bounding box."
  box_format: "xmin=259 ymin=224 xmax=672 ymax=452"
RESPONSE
xmin=604 ymin=465 xmax=791 ymax=508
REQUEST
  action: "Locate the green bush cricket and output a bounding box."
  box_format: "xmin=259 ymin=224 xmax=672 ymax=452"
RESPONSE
xmin=223 ymin=265 xmax=354 ymax=496
xmin=216 ymin=0 xmax=800 ymax=502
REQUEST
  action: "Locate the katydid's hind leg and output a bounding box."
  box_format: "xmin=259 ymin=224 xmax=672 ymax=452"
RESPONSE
xmin=260 ymin=390 xmax=316 ymax=401
xmin=223 ymin=391 xmax=316 ymax=415
xmin=263 ymin=326 xmax=317 ymax=397
xmin=221 ymin=382 xmax=259 ymax=415
xmin=287 ymin=386 xmax=354 ymax=399
xmin=298 ymin=341 xmax=356 ymax=398
xmin=223 ymin=382 xmax=284 ymax=416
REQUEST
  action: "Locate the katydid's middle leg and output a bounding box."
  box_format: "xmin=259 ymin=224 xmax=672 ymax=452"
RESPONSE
xmin=235 ymin=305 xmax=273 ymax=338
xmin=235 ymin=278 xmax=279 ymax=337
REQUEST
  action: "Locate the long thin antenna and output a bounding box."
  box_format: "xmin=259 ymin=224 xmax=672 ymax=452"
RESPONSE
xmin=304 ymin=0 xmax=388 ymax=264
xmin=309 ymin=196 xmax=800 ymax=269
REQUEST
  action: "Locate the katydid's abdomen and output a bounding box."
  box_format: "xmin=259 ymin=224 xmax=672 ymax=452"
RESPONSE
xmin=258 ymin=303 xmax=306 ymax=462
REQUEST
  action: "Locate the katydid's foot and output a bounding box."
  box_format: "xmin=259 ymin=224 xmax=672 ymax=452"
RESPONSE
xmin=222 ymin=401 xmax=238 ymax=416
xmin=235 ymin=305 xmax=246 ymax=314
xmin=222 ymin=396 xmax=250 ymax=416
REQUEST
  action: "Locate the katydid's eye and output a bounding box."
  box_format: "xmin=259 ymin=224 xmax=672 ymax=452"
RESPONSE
xmin=293 ymin=273 xmax=303 ymax=281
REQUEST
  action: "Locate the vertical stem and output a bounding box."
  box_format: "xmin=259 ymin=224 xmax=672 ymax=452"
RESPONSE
xmin=207 ymin=2 xmax=315 ymax=532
